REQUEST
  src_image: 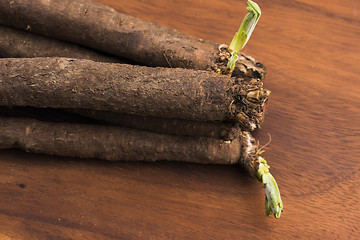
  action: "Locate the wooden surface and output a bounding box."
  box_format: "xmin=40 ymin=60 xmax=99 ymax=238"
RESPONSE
xmin=1 ymin=0 xmax=359 ymax=239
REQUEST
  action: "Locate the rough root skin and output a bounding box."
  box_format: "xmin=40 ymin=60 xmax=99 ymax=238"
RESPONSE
xmin=212 ymin=44 xmax=266 ymax=80
xmin=230 ymin=78 xmax=270 ymax=131
xmin=238 ymin=131 xmax=260 ymax=176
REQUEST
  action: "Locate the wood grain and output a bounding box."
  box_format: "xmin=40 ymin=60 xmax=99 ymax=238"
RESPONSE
xmin=1 ymin=0 xmax=359 ymax=239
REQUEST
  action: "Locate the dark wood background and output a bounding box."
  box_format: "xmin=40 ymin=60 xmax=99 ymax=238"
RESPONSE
xmin=1 ymin=0 xmax=359 ymax=239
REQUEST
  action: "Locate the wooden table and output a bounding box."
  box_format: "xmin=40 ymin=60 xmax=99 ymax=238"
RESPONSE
xmin=1 ymin=0 xmax=359 ymax=239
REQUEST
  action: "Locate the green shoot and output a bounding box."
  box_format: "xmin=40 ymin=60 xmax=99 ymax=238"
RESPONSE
xmin=227 ymin=0 xmax=261 ymax=73
xmin=257 ymin=156 xmax=283 ymax=219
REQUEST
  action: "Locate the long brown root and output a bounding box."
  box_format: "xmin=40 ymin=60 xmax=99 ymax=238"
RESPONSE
xmin=0 ymin=57 xmax=269 ymax=130
xmin=0 ymin=0 xmax=265 ymax=79
xmin=68 ymin=109 xmax=242 ymax=140
xmin=0 ymin=117 xmax=242 ymax=164
xmin=0 ymin=25 xmax=123 ymax=63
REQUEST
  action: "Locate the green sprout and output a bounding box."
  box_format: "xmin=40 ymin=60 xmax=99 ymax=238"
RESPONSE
xmin=256 ymin=156 xmax=283 ymax=218
xmin=227 ymin=0 xmax=261 ymax=73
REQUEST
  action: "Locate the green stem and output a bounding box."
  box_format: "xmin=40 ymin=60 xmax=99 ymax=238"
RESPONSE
xmin=256 ymin=156 xmax=283 ymax=218
xmin=227 ymin=0 xmax=261 ymax=73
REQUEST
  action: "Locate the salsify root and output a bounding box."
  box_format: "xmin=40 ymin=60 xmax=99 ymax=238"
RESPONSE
xmin=0 ymin=25 xmax=132 ymax=63
xmin=0 ymin=116 xmax=282 ymax=218
xmin=0 ymin=0 xmax=265 ymax=79
xmin=67 ymin=109 xmax=241 ymax=140
xmin=0 ymin=57 xmax=269 ymax=131
xmin=0 ymin=25 xmax=121 ymax=62
xmin=0 ymin=117 xmax=240 ymax=164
